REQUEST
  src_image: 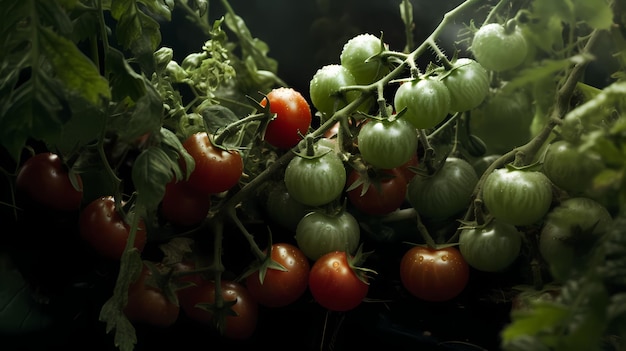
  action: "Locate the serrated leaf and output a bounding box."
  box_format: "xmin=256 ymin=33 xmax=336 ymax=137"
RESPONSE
xmin=159 ymin=237 xmax=195 ymax=266
xmin=132 ymin=146 xmax=178 ymax=211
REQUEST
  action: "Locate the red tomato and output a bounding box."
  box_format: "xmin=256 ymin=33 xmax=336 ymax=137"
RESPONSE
xmin=399 ymin=246 xmax=469 ymax=302
xmin=180 ymin=280 xmax=258 ymax=339
xmin=346 ymin=168 xmax=407 ymax=215
xmin=245 ymin=243 xmax=310 ymax=307
xmin=160 ymin=179 xmax=211 ymax=226
xmin=15 ymin=152 xmax=83 ymax=211
xmin=182 ymin=132 xmax=243 ymax=195
xmin=308 ymin=251 xmax=369 ymax=311
xmin=260 ymin=87 xmax=312 ymax=149
xmin=124 ymin=264 xmax=179 ymax=327
xmin=79 ymin=196 xmax=147 ymax=260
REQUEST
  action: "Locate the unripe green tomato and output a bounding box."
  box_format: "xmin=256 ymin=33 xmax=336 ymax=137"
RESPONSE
xmin=471 ymin=22 xmax=528 ymax=72
xmin=309 ymin=64 xmax=360 ymax=116
xmin=442 ymin=58 xmax=490 ymax=113
xmin=542 ymin=140 xmax=603 ymax=195
xmin=394 ymin=78 xmax=451 ymax=129
xmin=340 ymin=33 xmax=390 ymax=85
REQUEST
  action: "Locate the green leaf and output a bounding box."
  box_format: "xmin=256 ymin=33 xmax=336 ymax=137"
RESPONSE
xmin=39 ymin=26 xmax=111 ymax=105
xmin=573 ymin=0 xmax=613 ymax=30
xmin=502 ymin=301 xmax=571 ymax=344
xmin=106 ymin=47 xmax=147 ymax=102
xmin=132 ymin=145 xmax=179 ymax=211
xmin=160 ymin=127 xmax=195 ymax=179
xmin=502 ymin=55 xmax=593 ymax=94
xmin=138 ymin=0 xmax=172 ymax=22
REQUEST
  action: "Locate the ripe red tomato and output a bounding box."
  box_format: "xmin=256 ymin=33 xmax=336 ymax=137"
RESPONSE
xmin=160 ymin=179 xmax=211 ymax=227
xmin=180 ymin=280 xmax=258 ymax=339
xmin=124 ymin=263 xmax=179 ymax=327
xmin=245 ymin=243 xmax=310 ymax=307
xmin=15 ymin=152 xmax=83 ymax=211
xmin=399 ymin=245 xmax=469 ymax=302
xmin=182 ymin=132 xmax=243 ymax=195
xmin=260 ymin=87 xmax=312 ymax=149
xmin=346 ymin=168 xmax=407 ymax=215
xmin=79 ymin=196 xmax=147 ymax=260
xmin=308 ymin=251 xmax=369 ymax=312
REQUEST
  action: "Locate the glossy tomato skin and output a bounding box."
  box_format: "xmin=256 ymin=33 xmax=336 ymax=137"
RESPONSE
xmin=407 ymin=157 xmax=479 ymax=221
xmin=309 ymin=64 xmax=370 ymax=115
xmin=308 ymin=251 xmax=369 ymax=311
xmin=400 ymin=246 xmax=469 ymax=302
xmin=482 ymin=168 xmax=553 ymax=226
xmin=295 ymin=209 xmax=361 ymax=261
xmin=340 ymin=33 xmax=390 ymax=85
xmin=539 ymin=197 xmax=612 ymax=282
xmin=346 ymin=168 xmax=407 ymax=216
xmin=284 ymin=147 xmax=346 ymax=207
xmin=180 ymin=280 xmax=258 ymax=340
xmin=357 ymin=117 xmax=418 ymax=169
xmin=265 ymin=180 xmax=314 ymax=232
xmin=471 ymin=22 xmax=528 ymax=72
xmin=260 ymin=87 xmax=312 ymax=149
xmin=245 ymin=243 xmax=310 ymax=308
xmin=442 ymin=58 xmax=490 ymax=113
xmin=79 ymin=196 xmax=147 ymax=260
xmin=182 ymin=132 xmax=243 ymax=195
xmin=393 ymin=78 xmax=451 ymax=129
xmin=459 ymin=219 xmax=523 ymax=272
xmin=160 ymin=179 xmax=211 ymax=227
xmin=15 ymin=152 xmax=83 ymax=211
xmin=124 ymin=264 xmax=179 ymax=327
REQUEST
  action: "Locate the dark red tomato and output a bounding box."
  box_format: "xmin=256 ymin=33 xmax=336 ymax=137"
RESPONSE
xmin=180 ymin=280 xmax=258 ymax=339
xmin=346 ymin=168 xmax=407 ymax=215
xmin=260 ymin=87 xmax=313 ymax=149
xmin=15 ymin=152 xmax=83 ymax=211
xmin=399 ymin=246 xmax=469 ymax=302
xmin=124 ymin=264 xmax=179 ymax=327
xmin=182 ymin=132 xmax=243 ymax=195
xmin=245 ymin=243 xmax=310 ymax=308
xmin=308 ymin=251 xmax=369 ymax=312
xmin=160 ymin=179 xmax=211 ymax=226
xmin=79 ymin=196 xmax=147 ymax=260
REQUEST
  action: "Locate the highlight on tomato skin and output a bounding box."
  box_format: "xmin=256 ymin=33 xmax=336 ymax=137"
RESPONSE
xmin=260 ymin=87 xmax=313 ymax=150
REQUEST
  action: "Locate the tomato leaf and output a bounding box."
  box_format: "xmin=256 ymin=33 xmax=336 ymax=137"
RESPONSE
xmin=132 ymin=146 xmax=180 ymax=211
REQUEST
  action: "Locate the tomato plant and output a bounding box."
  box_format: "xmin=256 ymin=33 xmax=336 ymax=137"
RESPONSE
xmin=182 ymin=132 xmax=243 ymax=195
xmin=542 ymin=139 xmax=604 ymax=195
xmin=340 ymin=33 xmax=390 ymax=85
xmin=78 ymin=196 xmax=147 ymax=260
xmin=124 ymin=263 xmax=179 ymax=327
xmin=15 ymin=152 xmax=83 ymax=212
xmin=245 ymin=243 xmax=310 ymax=308
xmin=470 ymin=21 xmax=529 ymax=72
xmin=393 ymin=77 xmax=451 ymax=129
xmin=407 ymin=157 xmax=479 ymax=221
xmin=441 ymin=58 xmax=490 ymax=113
xmin=295 ymin=208 xmax=361 ymax=261
xmin=264 ymin=180 xmax=314 ymax=232
xmin=283 ymin=145 xmax=347 ymax=207
xmin=458 ymin=219 xmax=523 ymax=272
xmin=482 ymin=167 xmax=553 ymax=226
xmin=539 ymin=197 xmax=613 ymax=282
xmin=179 ymin=279 xmax=258 ymax=340
xmin=346 ymin=167 xmax=407 ymax=216
xmin=357 ymin=116 xmax=418 ymax=169
xmin=308 ymin=250 xmax=370 ymax=311
xmin=399 ymin=245 xmax=469 ymax=302
xmin=260 ymin=87 xmax=312 ymax=149
xmin=160 ymin=179 xmax=211 ymax=227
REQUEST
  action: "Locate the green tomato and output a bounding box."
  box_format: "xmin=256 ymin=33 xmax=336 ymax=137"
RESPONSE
xmin=459 ymin=219 xmax=523 ymax=272
xmin=539 ymin=197 xmax=612 ymax=282
xmin=471 ymin=22 xmax=528 ymax=72
xmin=284 ymin=147 xmax=347 ymax=207
xmin=482 ymin=167 xmax=553 ymax=226
xmin=470 ymin=89 xmax=534 ymax=155
xmin=542 ymin=140 xmax=604 ymax=195
xmin=407 ymin=157 xmax=478 ymax=221
xmin=442 ymin=58 xmax=490 ymax=113
xmin=340 ymin=33 xmax=390 ymax=85
xmin=394 ymin=77 xmax=451 ymax=129
xmin=357 ymin=117 xmax=418 ymax=169
xmin=309 ymin=64 xmax=361 ymax=116
xmin=295 ymin=209 xmax=361 ymax=261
